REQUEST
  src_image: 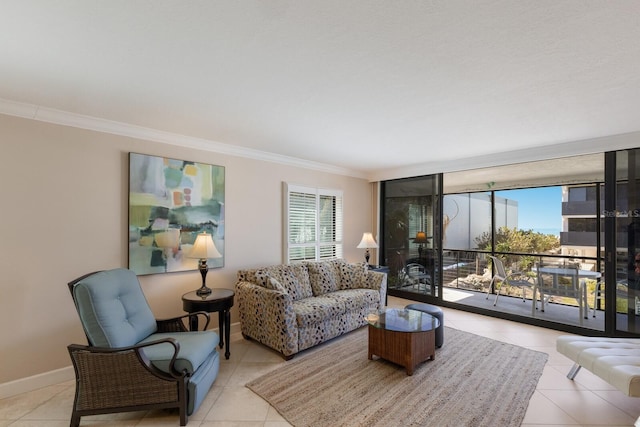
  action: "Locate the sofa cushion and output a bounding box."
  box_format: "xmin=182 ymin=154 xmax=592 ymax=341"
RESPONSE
xmin=329 ymin=258 xmax=347 ymax=278
xmin=339 ymin=262 xmax=367 ymax=290
xmin=292 ymin=296 xmax=346 ymax=327
xmin=139 ymin=330 xmax=219 ymax=374
xmin=255 ymin=265 xmax=313 ymax=300
xmin=327 ymin=289 xmax=380 ymax=310
xmin=306 ymin=262 xmax=340 ymax=296
xmin=289 ymin=263 xmax=312 ymax=294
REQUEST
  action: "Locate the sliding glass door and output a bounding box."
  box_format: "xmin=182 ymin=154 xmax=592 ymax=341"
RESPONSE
xmin=381 ymin=175 xmax=442 ymax=301
xmin=379 ymin=150 xmax=640 ymax=337
xmin=612 ymin=149 xmax=640 ymax=334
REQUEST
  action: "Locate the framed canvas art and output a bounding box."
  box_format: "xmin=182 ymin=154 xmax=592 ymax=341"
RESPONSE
xmin=128 ymin=152 xmax=225 ymax=275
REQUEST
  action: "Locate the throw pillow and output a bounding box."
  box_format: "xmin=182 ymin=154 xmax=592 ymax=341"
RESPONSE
xmin=267 ymin=277 xmax=287 ymax=294
xmin=254 ymin=268 xmax=272 ymax=287
xmin=340 ymin=262 xmax=367 ymax=290
xmin=306 ymin=261 xmax=339 ymax=296
xmin=287 ymin=263 xmax=313 ymax=299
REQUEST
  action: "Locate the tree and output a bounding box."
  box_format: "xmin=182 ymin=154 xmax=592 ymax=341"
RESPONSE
xmin=475 ymin=226 xmax=560 ymax=270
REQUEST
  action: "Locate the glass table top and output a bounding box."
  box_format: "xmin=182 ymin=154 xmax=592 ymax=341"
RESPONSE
xmin=366 ymin=308 xmax=439 ymax=333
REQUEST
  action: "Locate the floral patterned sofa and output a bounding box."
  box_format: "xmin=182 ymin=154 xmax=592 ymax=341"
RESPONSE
xmin=236 ymin=259 xmax=387 ymax=359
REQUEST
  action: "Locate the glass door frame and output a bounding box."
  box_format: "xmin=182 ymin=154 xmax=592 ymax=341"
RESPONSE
xmin=380 ymin=174 xmax=443 ymax=304
xmin=608 ymin=149 xmax=640 ymax=336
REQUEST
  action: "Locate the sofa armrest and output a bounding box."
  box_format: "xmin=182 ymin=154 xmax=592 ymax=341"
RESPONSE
xmin=235 ymin=281 xmax=299 ymax=357
xmin=363 ymin=271 xmax=387 ymax=307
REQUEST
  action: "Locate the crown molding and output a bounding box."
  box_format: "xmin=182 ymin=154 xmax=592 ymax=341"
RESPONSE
xmin=0 ymin=98 xmax=367 ymax=179
xmin=3 ymin=98 xmax=637 ymax=183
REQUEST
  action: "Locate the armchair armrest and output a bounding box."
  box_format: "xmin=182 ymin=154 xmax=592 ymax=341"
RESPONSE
xmin=67 ymin=340 xmax=188 ymax=418
xmin=156 ymin=312 xmax=210 ymax=332
xmin=69 ymin=336 xmax=186 ymax=377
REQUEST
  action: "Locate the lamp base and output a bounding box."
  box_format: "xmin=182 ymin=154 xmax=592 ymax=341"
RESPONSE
xmin=196 ymin=258 xmax=211 ymax=297
xmin=196 ymin=286 xmax=212 ymax=297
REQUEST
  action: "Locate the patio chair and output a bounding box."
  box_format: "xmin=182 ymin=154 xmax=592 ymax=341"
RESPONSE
xmin=533 ymin=261 xmax=586 ymax=324
xmin=403 ymin=262 xmax=431 ymax=292
xmin=67 ymin=268 xmax=220 ymax=426
xmin=485 ymin=256 xmax=534 ymax=306
xmin=393 ymin=251 xmax=431 ymax=292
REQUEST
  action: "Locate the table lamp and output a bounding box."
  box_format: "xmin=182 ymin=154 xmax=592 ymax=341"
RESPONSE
xmin=413 ymin=231 xmax=430 ymax=260
xmin=188 ymin=231 xmax=222 ymax=296
xmin=357 ymin=232 xmax=378 ymax=266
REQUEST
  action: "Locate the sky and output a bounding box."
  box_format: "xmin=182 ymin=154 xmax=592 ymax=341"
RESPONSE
xmin=495 ymin=186 xmax=562 ymax=235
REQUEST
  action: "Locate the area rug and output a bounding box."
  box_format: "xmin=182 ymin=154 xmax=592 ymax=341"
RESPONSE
xmin=246 ymin=326 xmax=548 ymax=427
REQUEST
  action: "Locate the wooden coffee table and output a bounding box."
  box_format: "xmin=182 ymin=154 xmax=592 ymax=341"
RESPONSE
xmin=367 ymin=308 xmax=439 ymax=375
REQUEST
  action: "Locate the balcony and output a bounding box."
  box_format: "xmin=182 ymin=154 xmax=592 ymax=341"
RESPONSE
xmin=562 ymin=200 xmax=598 ymax=215
xmin=560 ymin=231 xmax=602 ymax=246
xmin=560 ymin=231 xmax=630 ymax=247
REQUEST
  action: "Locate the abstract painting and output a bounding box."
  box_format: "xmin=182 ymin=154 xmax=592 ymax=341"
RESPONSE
xmin=128 ymin=152 xmax=225 ymax=275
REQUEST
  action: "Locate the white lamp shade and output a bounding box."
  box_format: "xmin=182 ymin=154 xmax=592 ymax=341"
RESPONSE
xmin=189 ymin=232 xmax=222 ymax=259
xmin=357 ymin=232 xmax=378 ymax=249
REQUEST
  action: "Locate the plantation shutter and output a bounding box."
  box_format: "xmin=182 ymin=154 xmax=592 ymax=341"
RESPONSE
xmin=285 ymin=183 xmax=343 ymax=263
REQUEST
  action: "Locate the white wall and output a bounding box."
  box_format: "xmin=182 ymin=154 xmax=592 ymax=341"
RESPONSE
xmin=0 ymin=114 xmax=373 ymax=392
xmin=443 ymin=193 xmax=518 ymax=250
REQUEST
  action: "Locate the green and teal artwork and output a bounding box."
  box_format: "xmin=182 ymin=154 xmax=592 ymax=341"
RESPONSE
xmin=128 ymin=152 xmax=225 ymax=275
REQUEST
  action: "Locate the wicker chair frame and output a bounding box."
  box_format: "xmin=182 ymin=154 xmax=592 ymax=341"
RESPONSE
xmin=67 ymin=271 xmax=210 ymax=426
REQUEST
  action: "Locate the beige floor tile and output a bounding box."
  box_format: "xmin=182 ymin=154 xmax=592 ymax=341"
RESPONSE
xmin=522 ymin=391 xmax=579 ymax=425
xmin=5 ymin=422 xmax=79 ymax=427
xmin=521 ymin=425 xmax=585 ymax=427
xmin=592 ymin=390 xmax=640 ymax=420
xmin=136 ymin=415 xmax=198 ymax=426
xmin=240 ymin=344 xmax=286 ymax=364
xmin=200 ymin=422 xmax=266 ymax=426
xmin=0 ymin=384 xmax=69 ymax=420
xmin=191 ymin=385 xmax=225 ymax=421
xmin=265 ymin=406 xmax=287 ymax=421
xmin=225 ymin=362 xmax=282 ymax=387
xmin=3 ymin=298 xmax=639 ymax=427
xmin=17 ymin=386 xmax=75 ymax=421
xmin=536 ymin=365 xmax=588 ymax=391
xmin=538 ymin=389 xmax=636 ymax=425
xmin=500 ymin=330 xmax=560 ymax=347
xmin=205 ymin=386 xmax=270 ymax=422
xmin=569 ymin=368 xmax=621 ymax=391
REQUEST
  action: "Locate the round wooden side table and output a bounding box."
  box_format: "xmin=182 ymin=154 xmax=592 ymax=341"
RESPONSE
xmin=182 ymin=288 xmax=234 ymax=359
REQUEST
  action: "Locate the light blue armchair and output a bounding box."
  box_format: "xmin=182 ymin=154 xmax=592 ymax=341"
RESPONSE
xmin=67 ymin=268 xmax=220 ymax=426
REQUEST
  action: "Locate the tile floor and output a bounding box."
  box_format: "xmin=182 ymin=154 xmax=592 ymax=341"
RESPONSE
xmin=1 ymin=296 xmax=639 ymax=426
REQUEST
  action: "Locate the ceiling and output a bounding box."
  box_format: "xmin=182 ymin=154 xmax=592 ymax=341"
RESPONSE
xmin=1 ymin=1 xmax=640 ymax=180
xmin=444 ymin=153 xmax=604 ymax=193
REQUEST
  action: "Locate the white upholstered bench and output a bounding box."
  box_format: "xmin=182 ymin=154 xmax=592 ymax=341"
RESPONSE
xmin=557 ymin=335 xmax=640 ymax=425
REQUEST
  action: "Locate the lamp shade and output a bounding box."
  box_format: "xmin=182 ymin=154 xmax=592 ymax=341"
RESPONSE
xmin=413 ymin=231 xmax=430 ymax=244
xmin=357 ymin=232 xmax=378 ymax=249
xmin=188 ymin=232 xmax=222 ymax=259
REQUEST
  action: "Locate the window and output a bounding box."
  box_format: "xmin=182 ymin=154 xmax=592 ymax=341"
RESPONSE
xmin=284 ymin=183 xmax=343 ymax=263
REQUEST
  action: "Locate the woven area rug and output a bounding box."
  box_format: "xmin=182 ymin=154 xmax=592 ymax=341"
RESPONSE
xmin=246 ymin=326 xmax=548 ymax=427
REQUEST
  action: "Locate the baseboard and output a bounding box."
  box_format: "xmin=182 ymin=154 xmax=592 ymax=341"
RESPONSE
xmin=0 ymin=321 xmax=243 ymax=399
xmin=0 ymin=366 xmax=75 ymax=400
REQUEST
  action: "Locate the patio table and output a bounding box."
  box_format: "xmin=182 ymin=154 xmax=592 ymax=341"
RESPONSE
xmin=532 ymin=267 xmax=601 ymax=324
